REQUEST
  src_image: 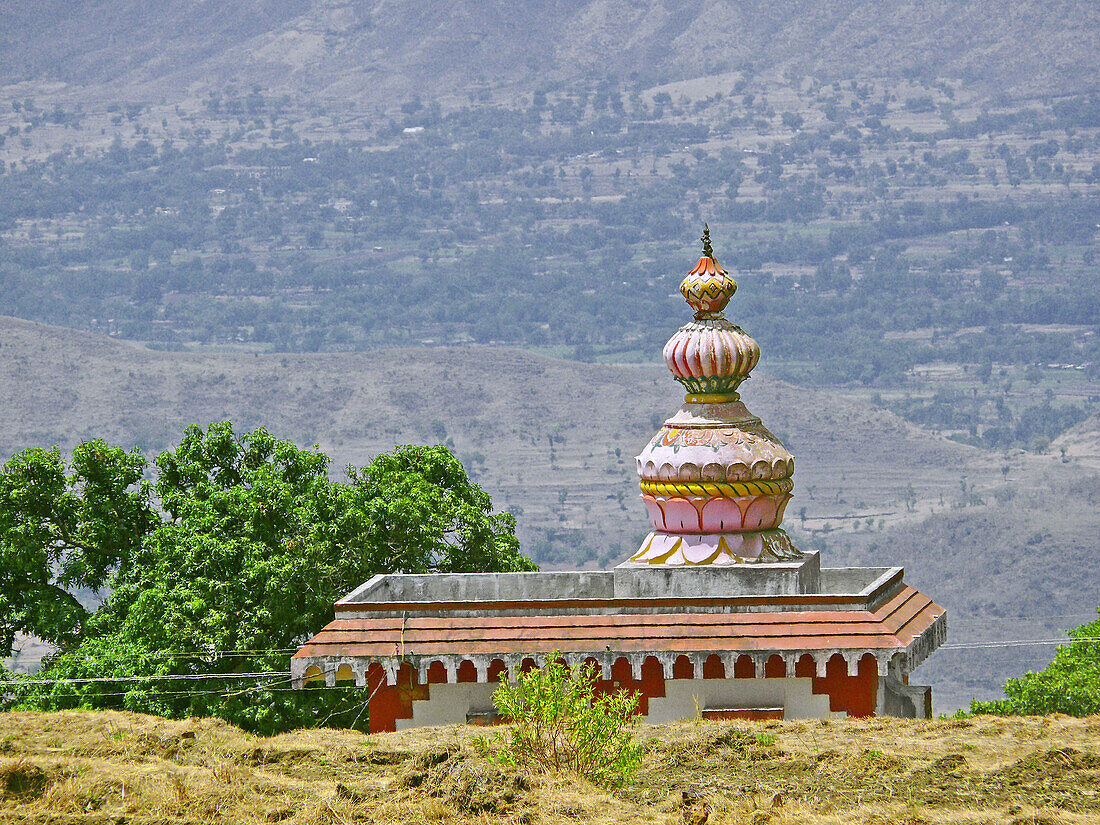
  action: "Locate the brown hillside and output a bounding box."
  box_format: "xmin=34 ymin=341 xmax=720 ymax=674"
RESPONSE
xmin=829 ymin=472 xmax=1100 ymax=713
xmin=1054 ymin=414 xmax=1100 ymax=469
xmin=2 ymin=1 xmax=1096 ymax=99
xmin=0 ymin=313 xmax=990 ymax=556
xmin=1 ymin=710 xmax=1099 ymax=824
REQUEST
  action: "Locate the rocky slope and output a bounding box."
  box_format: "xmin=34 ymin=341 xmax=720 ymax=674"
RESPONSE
xmin=3 ymin=1 xmax=1096 ymax=101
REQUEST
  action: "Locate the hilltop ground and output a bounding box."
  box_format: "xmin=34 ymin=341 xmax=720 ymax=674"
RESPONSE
xmin=0 ymin=710 xmax=1098 ymax=824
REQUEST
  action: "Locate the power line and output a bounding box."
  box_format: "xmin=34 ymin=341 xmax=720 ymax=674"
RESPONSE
xmin=20 ymin=684 xmax=357 ymax=700
xmin=948 ymin=612 xmax=1098 ymax=622
xmin=4 ymin=635 xmax=1098 ymax=688
xmin=0 ymin=663 xmax=353 ymax=691
xmin=939 ymin=638 xmax=1099 ymax=650
xmin=13 ymin=681 xmax=361 ymax=702
xmin=0 ymin=671 xmax=289 ymax=686
xmin=6 ymin=648 xmax=301 ymax=665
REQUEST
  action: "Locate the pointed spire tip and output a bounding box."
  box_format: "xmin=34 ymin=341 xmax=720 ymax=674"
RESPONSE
xmin=701 ymin=223 xmax=715 ymax=260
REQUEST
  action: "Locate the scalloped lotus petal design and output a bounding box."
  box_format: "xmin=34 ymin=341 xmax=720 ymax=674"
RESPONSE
xmin=637 ymin=419 xmax=794 ymax=484
xmin=640 ymin=492 xmax=792 ymax=533
xmin=629 ymin=529 xmax=801 ymax=565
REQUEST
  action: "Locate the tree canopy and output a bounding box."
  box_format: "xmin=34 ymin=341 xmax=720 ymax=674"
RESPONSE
xmin=1 ymin=423 xmax=534 ymax=733
xmin=970 ymin=607 xmax=1100 ymax=717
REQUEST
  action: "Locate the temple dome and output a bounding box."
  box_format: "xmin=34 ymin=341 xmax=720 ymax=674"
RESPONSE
xmin=663 ymin=320 xmax=760 ymax=398
xmin=630 ymin=227 xmax=798 ymax=566
xmin=637 ymin=401 xmax=794 ymax=485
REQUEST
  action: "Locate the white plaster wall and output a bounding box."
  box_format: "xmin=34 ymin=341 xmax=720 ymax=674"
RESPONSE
xmin=399 ymin=677 xmax=843 ymax=731
xmin=398 ymin=682 xmax=498 ymax=730
xmin=645 ymin=678 xmax=834 ymax=723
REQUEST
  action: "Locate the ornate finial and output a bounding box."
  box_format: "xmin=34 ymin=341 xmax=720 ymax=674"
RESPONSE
xmin=701 ymin=223 xmax=715 ymax=260
xmin=668 ymin=230 xmax=759 ymax=403
xmin=634 ymin=237 xmax=793 ymax=567
xmin=680 ymin=228 xmax=737 ymax=316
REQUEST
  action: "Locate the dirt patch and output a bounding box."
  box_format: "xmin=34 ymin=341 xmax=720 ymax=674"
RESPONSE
xmin=912 ymin=752 xmax=968 ymax=780
xmin=984 ymin=746 xmax=1100 ymax=805
xmin=363 ymin=747 xmax=412 ymax=765
xmin=130 ymin=731 xmax=200 ymax=761
xmin=0 ymin=762 xmax=51 ymax=800
xmin=401 ymin=748 xmax=529 ymax=814
xmin=244 ymin=745 xmax=320 ymax=766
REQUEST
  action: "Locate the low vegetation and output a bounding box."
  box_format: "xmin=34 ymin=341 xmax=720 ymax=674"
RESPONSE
xmin=972 ymin=608 xmax=1100 ymax=717
xmin=477 ymin=655 xmax=642 ymax=788
xmin=1 ymin=710 xmax=1098 ymax=824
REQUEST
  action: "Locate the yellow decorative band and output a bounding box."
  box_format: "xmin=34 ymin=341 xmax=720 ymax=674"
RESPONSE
xmin=685 ymin=393 xmax=739 ymax=404
xmin=639 ymin=478 xmax=794 ymax=498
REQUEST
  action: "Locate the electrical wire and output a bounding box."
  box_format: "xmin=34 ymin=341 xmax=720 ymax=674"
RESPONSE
xmin=4 ymin=634 xmax=1098 ymax=689
xmin=939 ymin=637 xmax=1099 ymax=650
xmin=6 ymin=648 xmax=302 ymax=665
xmin=0 ymin=666 xmax=349 ymax=700
xmin=948 ymin=612 xmax=1098 ymax=622
xmin=12 ymin=672 xmax=357 ymax=702
xmin=0 ymin=671 xmax=289 ymax=687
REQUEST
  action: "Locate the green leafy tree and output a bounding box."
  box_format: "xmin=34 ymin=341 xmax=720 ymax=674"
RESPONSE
xmin=0 ymin=442 xmax=154 ymax=655
xmin=334 ymin=444 xmax=528 ymax=575
xmin=4 ymin=423 xmax=534 ymax=733
xmin=971 ymin=607 xmax=1100 ymax=716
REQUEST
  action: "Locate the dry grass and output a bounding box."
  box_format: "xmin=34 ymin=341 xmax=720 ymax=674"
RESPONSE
xmin=1 ymin=711 xmax=1097 ymax=824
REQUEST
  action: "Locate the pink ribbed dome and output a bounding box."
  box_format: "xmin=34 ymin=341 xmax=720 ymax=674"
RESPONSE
xmin=663 ymin=319 xmax=760 ymax=393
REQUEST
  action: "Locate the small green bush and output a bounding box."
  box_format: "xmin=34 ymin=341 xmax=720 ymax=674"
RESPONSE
xmin=970 ymin=607 xmax=1100 ymax=717
xmin=477 ymin=654 xmax=642 ymax=787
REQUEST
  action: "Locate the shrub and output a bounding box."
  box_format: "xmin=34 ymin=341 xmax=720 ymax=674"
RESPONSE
xmin=477 ymin=654 xmax=642 ymax=787
xmin=970 ymin=607 xmax=1100 ymax=716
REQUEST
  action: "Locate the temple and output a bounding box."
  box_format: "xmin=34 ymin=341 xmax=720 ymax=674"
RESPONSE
xmin=291 ymin=229 xmax=946 ymax=732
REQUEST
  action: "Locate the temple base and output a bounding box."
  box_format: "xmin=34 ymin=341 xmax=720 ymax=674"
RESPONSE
xmin=292 ymin=563 xmax=947 ymax=732
xmin=352 ymin=653 xmax=935 ymax=732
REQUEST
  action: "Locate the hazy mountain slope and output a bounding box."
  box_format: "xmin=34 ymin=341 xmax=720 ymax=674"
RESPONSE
xmin=1055 ymin=413 xmax=1100 ymax=469
xmin=0 ymin=312 xmax=987 ymax=544
xmin=830 ymin=477 xmax=1100 ymax=712
xmin=2 ymin=1 xmax=1096 ymax=100
xmin=0 ymin=1 xmax=312 ymax=88
xmin=3 ymin=314 xmax=1095 ymax=710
